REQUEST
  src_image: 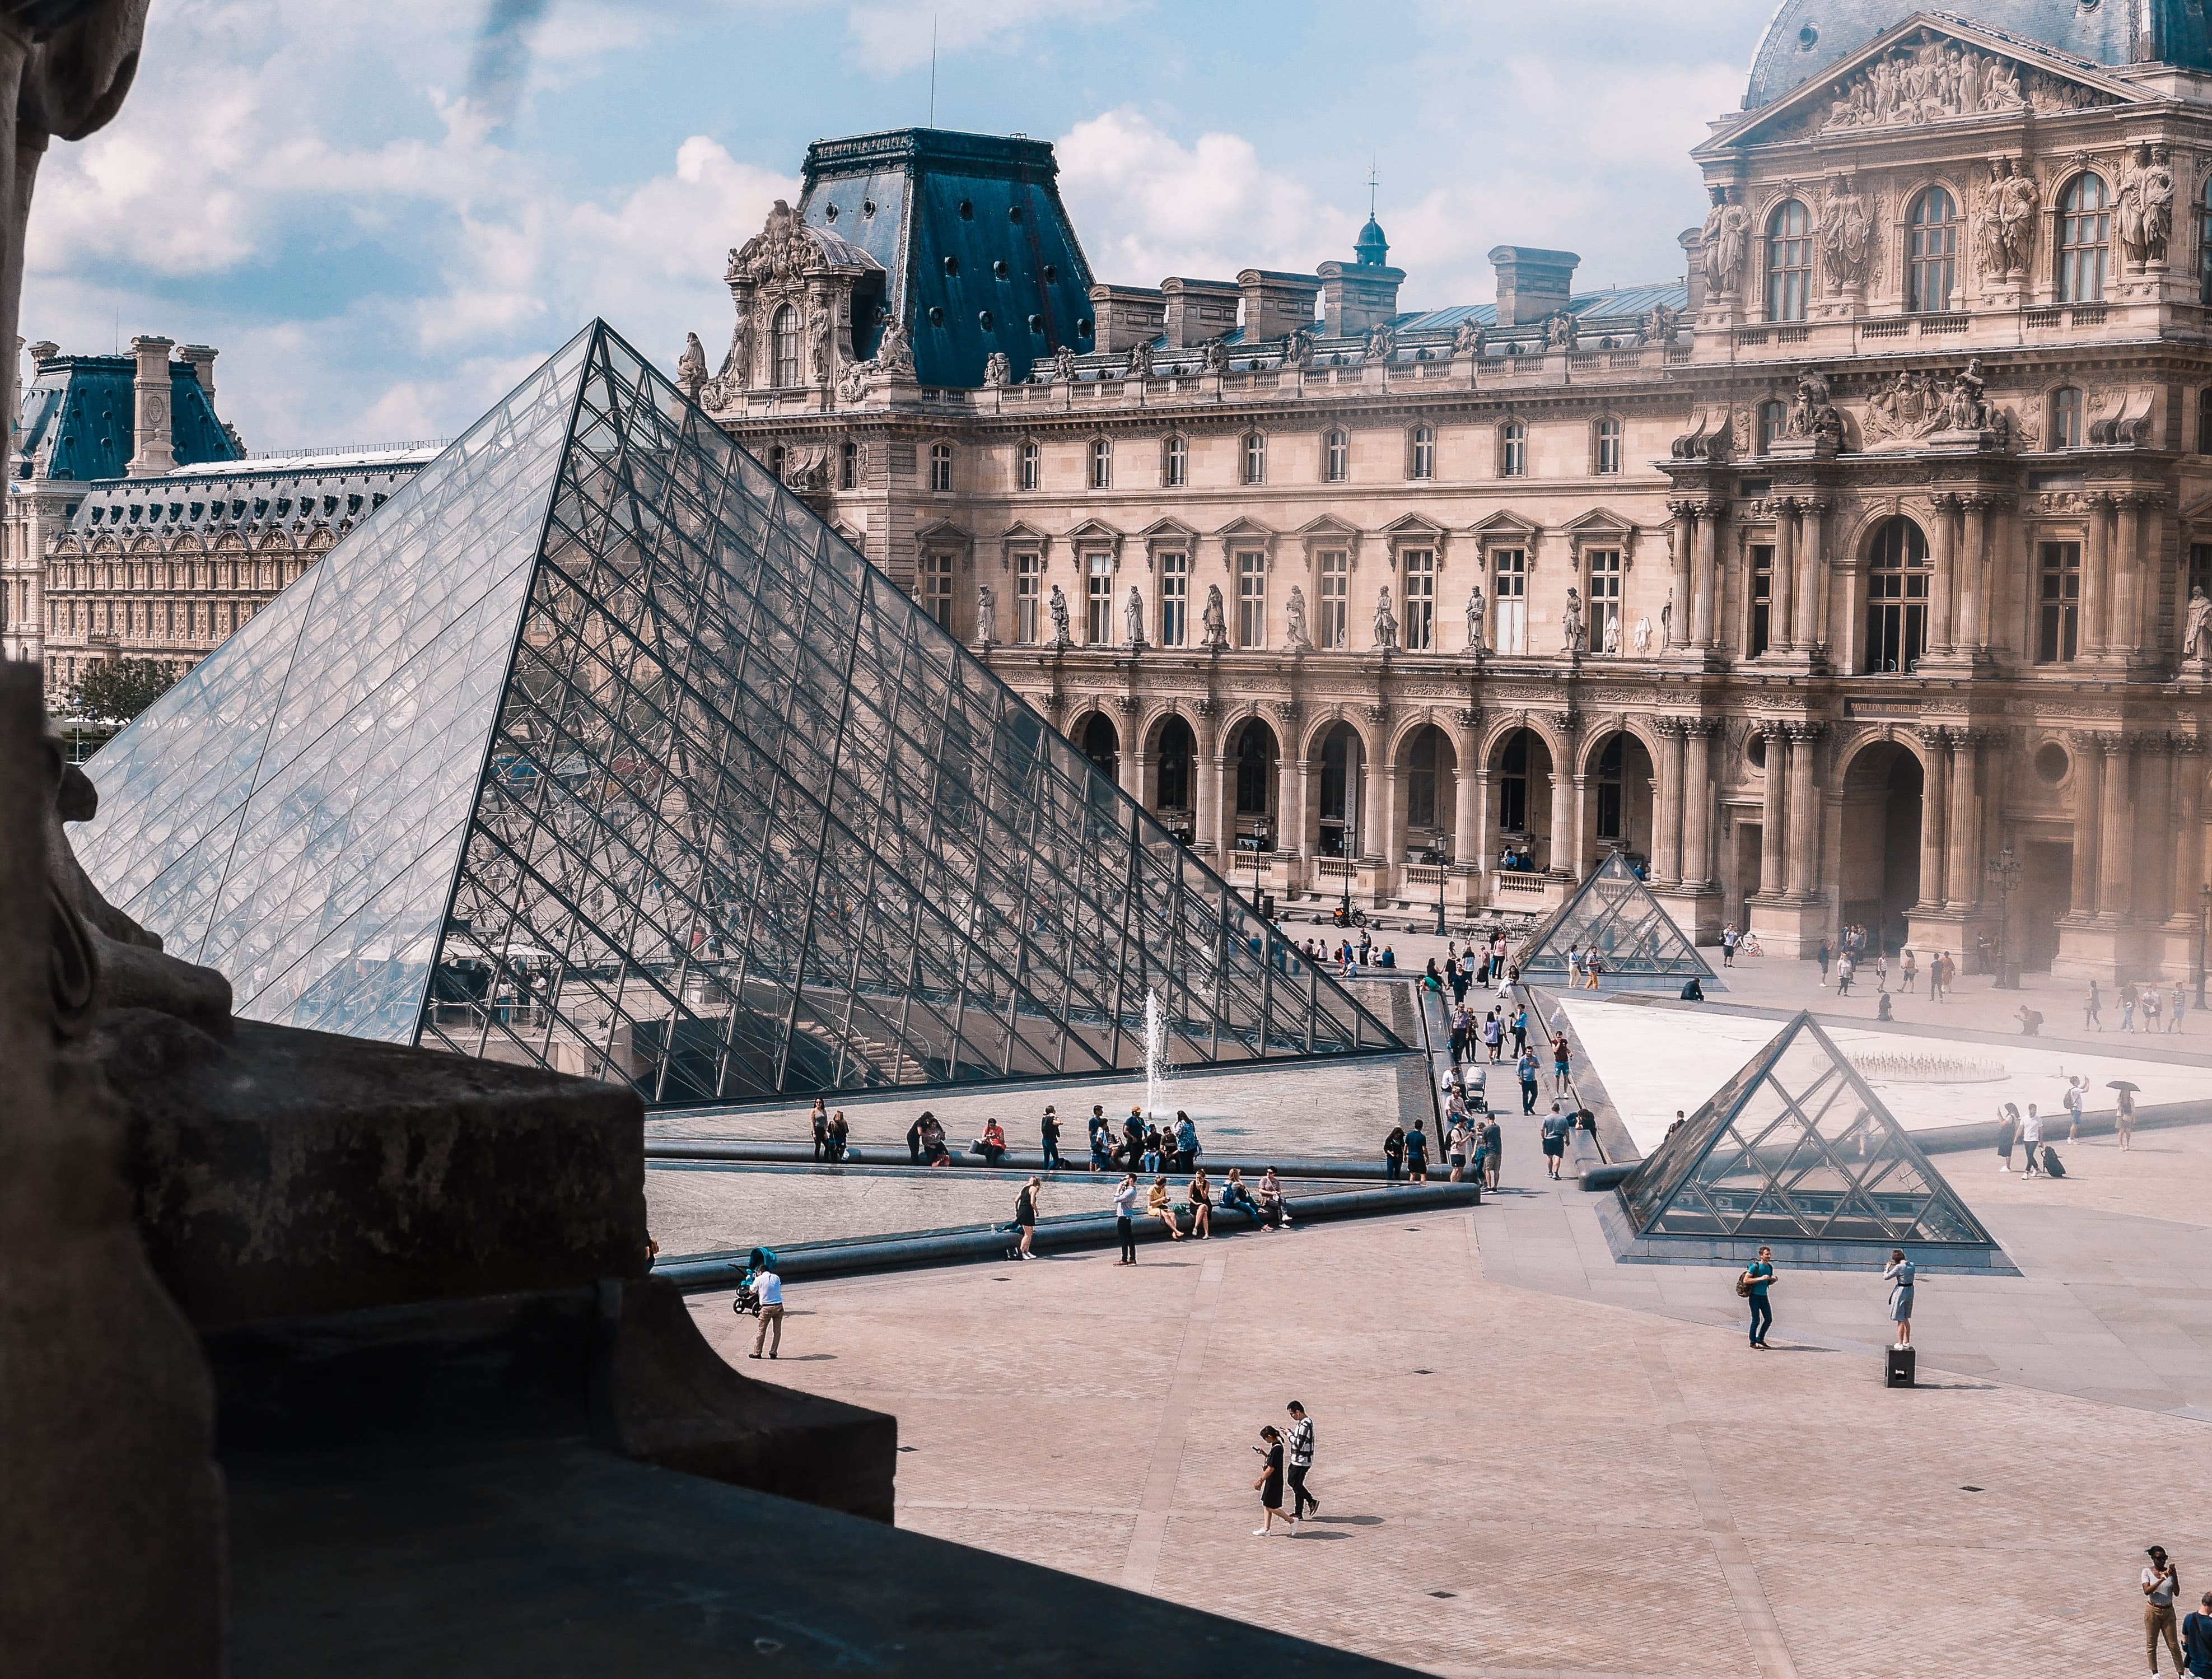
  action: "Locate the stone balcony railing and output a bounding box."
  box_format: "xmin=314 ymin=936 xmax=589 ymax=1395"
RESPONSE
xmin=1715 ymin=297 xmax=2189 ymax=362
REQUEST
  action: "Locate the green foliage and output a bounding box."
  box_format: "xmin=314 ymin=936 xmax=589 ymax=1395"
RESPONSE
xmin=72 ymin=656 xmax=178 ymax=724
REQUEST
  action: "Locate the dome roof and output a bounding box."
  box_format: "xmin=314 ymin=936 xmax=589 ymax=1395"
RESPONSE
xmin=1354 ymin=214 xmax=1390 ymax=268
xmin=1745 ymin=2 xmax=2212 ymax=110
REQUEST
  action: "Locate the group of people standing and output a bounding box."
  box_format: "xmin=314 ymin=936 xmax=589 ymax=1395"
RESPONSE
xmin=2084 ymin=978 xmax=2190 ymax=1034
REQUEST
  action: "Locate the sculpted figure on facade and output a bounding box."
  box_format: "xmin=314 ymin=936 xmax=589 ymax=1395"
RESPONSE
xmin=1632 ymin=614 xmax=1653 ymax=655
xmin=809 ymin=305 xmax=833 ymax=383
xmin=2116 ymin=142 xmax=2174 ymax=268
xmin=876 ymin=318 xmax=914 ymax=376
xmin=983 ymin=351 xmax=1011 ymax=387
xmin=676 ymin=332 xmax=708 ymax=399
xmin=1816 ymin=37 xmax=2033 ymax=133
xmin=976 ymin=582 xmax=996 ymax=646
xmin=1048 ymin=583 xmax=1071 ymax=646
xmin=1543 ymin=310 xmax=1578 ymax=351
xmin=1635 ymin=303 xmax=1679 ymax=346
xmin=1200 ymin=337 xmax=1229 ymax=375
xmin=1785 ymin=367 xmax=1844 ymax=445
xmin=1465 ymin=585 xmax=1486 ymax=655
xmin=1863 ymin=367 xmax=1945 ymax=442
xmin=1659 ymin=589 xmax=1674 ymax=647
xmin=1701 ymin=185 xmax=1752 ymax=296
xmin=1944 ymin=358 xmax=1993 ymax=431
xmin=1819 ymin=174 xmax=1874 ymax=288
xmin=1125 ymin=339 xmax=1152 ymax=380
xmin=1053 ymin=343 xmax=1079 ymax=383
xmin=1282 ymin=584 xmax=1311 ymax=650
xmin=1561 ymin=587 xmax=1586 ymax=654
xmin=1124 ymin=585 xmax=1147 ymax=647
xmin=1372 ymin=587 xmax=1398 ymax=651
xmin=1200 ymin=584 xmax=1229 ymax=650
xmin=1452 ymin=317 xmax=1482 ymax=356
xmin=2185 ymin=585 xmax=2212 ymax=662
xmin=1284 ymin=328 xmax=1315 ymax=369
xmin=1973 ymin=157 xmax=2040 ymax=277
xmin=1365 ymin=323 xmax=1396 ymax=361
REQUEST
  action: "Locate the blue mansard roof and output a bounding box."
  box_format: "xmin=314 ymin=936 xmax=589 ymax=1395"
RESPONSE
xmin=16 ymin=352 xmax=240 ymax=484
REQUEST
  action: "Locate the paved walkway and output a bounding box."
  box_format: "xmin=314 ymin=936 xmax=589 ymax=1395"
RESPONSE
xmin=693 ymin=1099 xmax=2212 ymax=1678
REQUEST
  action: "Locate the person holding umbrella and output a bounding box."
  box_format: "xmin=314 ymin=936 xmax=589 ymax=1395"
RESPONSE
xmin=2113 ymin=1080 xmax=2141 ymax=1150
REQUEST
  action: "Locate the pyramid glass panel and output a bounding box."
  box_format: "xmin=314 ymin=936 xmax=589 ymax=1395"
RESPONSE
xmin=1616 ymin=1012 xmax=1999 ymax=1253
xmin=77 ymin=320 xmax=1400 ymax=1105
xmin=1513 ymin=852 xmax=1714 ymax=984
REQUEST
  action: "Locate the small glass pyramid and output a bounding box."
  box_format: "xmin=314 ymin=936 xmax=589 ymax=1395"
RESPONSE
xmin=1618 ymin=1012 xmax=1998 ymax=1250
xmin=76 ymin=321 xmax=1400 ymax=1104
xmin=1513 ymin=851 xmax=1714 ymax=984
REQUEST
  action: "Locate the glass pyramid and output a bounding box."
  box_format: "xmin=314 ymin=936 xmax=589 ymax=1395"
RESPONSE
xmin=1617 ymin=1012 xmax=1997 ymax=1251
xmin=77 ymin=321 xmax=1401 ymax=1104
xmin=1513 ymin=851 xmax=1714 ymax=985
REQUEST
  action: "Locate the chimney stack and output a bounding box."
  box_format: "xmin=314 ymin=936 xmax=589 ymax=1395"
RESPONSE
xmin=1236 ymin=269 xmax=1322 ymax=343
xmin=1487 ymin=246 xmax=1580 ymax=328
xmin=178 ymin=343 xmax=217 ymax=411
xmin=126 ymin=334 xmax=176 ymax=478
xmin=1159 ymin=277 xmax=1240 ymax=349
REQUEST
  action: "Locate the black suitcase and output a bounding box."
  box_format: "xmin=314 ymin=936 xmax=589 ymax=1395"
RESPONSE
xmin=2041 ymin=1144 xmax=2066 ymax=1178
xmin=1886 ymin=1345 xmax=1916 ymax=1388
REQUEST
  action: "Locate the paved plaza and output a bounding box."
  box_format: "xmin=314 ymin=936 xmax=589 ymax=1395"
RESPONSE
xmin=690 ymin=1056 xmax=2212 ymax=1678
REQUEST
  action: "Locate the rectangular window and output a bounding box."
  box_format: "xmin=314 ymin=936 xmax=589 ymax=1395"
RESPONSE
xmin=841 ymin=440 xmax=857 ymax=490
xmin=1165 ymin=435 xmax=1186 ymax=487
xmin=1242 ymin=433 xmax=1266 ymax=486
xmin=1410 ymin=428 xmax=1435 ymax=481
xmin=1585 ymin=548 xmax=1622 ymax=655
xmin=930 ymin=444 xmax=953 ymax=493
xmin=1090 ymin=438 xmax=1112 ymax=491
xmin=2037 ymin=540 xmax=2081 ymax=663
xmin=921 ymin=552 xmax=954 ymax=630
xmin=1019 ymin=441 xmax=1039 ymax=491
xmin=1324 ymin=431 xmax=1347 ymax=483
xmin=1318 ymin=550 xmax=1348 ymax=650
xmin=1159 ymin=551 xmax=1187 ymax=646
xmin=1501 ymin=426 xmax=1526 ymax=478
xmin=1746 ymin=542 xmax=1774 ymax=658
xmin=1236 ymin=551 xmax=1266 ymax=648
xmin=1016 ymin=552 xmax=1040 ymax=643
xmin=1492 ymin=548 xmax=1527 ymax=654
xmin=1402 ymin=548 xmax=1436 ymax=651
xmin=1085 ymin=553 xmax=1113 ymax=644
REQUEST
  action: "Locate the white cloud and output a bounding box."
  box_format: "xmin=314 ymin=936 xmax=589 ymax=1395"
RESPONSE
xmin=842 ymin=0 xmax=1132 ymax=75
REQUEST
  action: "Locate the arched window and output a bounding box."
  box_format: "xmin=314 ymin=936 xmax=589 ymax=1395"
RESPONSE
xmin=1906 ymin=186 xmax=1959 ymax=313
xmin=1864 ymin=516 xmax=1930 ymax=675
xmin=2057 ymin=174 xmax=2110 ymax=303
xmin=1500 ymin=421 xmax=1527 ymax=478
xmin=1595 ymin=416 xmax=1622 ymax=475
xmin=1410 ymin=425 xmax=1435 ymax=481
xmin=1324 ymin=428 xmax=1348 ymax=483
xmin=1019 ymin=440 xmax=1039 ymax=491
xmin=1242 ymin=432 xmax=1266 ymax=486
xmin=2200 ymin=176 xmax=2212 ymax=305
xmin=930 ymin=441 xmax=953 ymax=492
xmin=771 ymin=305 xmax=800 ymax=387
xmin=840 ymin=439 xmax=858 ymax=490
xmin=1089 ymin=436 xmax=1112 ymax=490
xmin=1155 ymin=716 xmax=1194 ymax=816
xmin=1765 ymin=199 xmax=1812 ymax=321
xmin=2199 ymin=386 xmax=2212 ymax=455
xmin=1757 ymin=399 xmax=1788 ymax=454
xmin=1164 ymin=434 xmax=1187 ymax=487
xmin=2050 ymin=385 xmax=2084 ymax=450
xmin=1234 ymin=721 xmax=1277 ymax=818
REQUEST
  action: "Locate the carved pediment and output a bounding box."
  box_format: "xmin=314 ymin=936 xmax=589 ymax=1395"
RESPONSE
xmin=726 ymin=199 xmax=881 ymax=289
xmin=1714 ymin=16 xmax=2138 ymax=151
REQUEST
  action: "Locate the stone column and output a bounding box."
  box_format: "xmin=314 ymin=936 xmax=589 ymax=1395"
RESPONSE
xmin=1116 ymin=710 xmax=1145 ymax=806
xmin=1667 ymin=501 xmax=1696 ymax=649
xmin=1452 ymin=708 xmax=1482 ymax=867
xmin=1547 ymin=716 xmax=1580 ymax=876
xmin=2068 ymin=733 xmax=2103 ymax=920
xmin=2081 ymin=493 xmax=2113 ymax=658
xmin=1692 ymin=505 xmax=1721 ymax=649
xmin=1681 ymin=719 xmax=1717 ymax=888
xmin=1758 ymin=722 xmax=1786 ymax=896
xmin=1768 ymin=500 xmax=1796 ymax=655
xmin=2097 ymin=734 xmax=2132 ymax=918
xmin=1192 ymin=704 xmax=1221 ymax=858
xmin=2136 ymin=737 xmax=2173 ymax=925
xmin=1375 ymin=761 xmax=1403 ymax=868
xmin=1785 ymin=722 xmax=1821 ymax=898
xmin=1468 ymin=770 xmax=1493 ymax=892
xmin=1362 ymin=723 xmax=1390 ymax=864
xmin=2115 ymin=494 xmax=2145 ymax=664
xmin=1209 ymin=753 xmax=1234 ymax=860
xmin=1958 ymin=496 xmax=1993 ymax=654
xmin=1653 ymin=718 xmax=1684 ymax=887
xmin=1945 ymin=730 xmax=1980 ymax=911
xmin=1928 ymin=494 xmax=1958 ymax=653
xmin=1794 ymin=497 xmax=1826 ymax=651
xmin=1288 ymin=751 xmax=1314 ymax=862
xmin=2173 ymin=740 xmax=2205 ymax=929
xmin=1915 ymin=727 xmax=1949 ymax=911
xmin=125 ymin=335 xmax=177 ymax=479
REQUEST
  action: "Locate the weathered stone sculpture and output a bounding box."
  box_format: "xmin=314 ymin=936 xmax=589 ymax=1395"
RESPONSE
xmin=1124 ymin=583 xmax=1146 ymax=647
xmin=1465 ymin=585 xmax=1487 ymax=655
xmin=1200 ymin=583 xmax=1229 ymax=650
xmin=2185 ymin=585 xmax=2212 ymax=663
xmin=1701 ymin=185 xmax=1752 ymax=296
xmin=1373 ymin=586 xmax=1398 ymax=651
xmin=976 ymin=581 xmax=996 ymax=646
xmin=1048 ymin=581 xmax=1072 ymax=645
xmin=1284 ymin=583 xmax=1311 ymax=650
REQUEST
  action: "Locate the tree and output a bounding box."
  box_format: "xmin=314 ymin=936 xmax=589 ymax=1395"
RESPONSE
xmin=72 ymin=657 xmax=177 ymax=724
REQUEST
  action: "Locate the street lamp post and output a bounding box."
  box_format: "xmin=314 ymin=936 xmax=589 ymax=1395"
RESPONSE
xmin=1250 ymin=821 xmax=1269 ymax=923
xmin=1984 ymin=845 xmax=2020 ymax=991
xmin=1434 ymin=837 xmax=1449 ymax=936
xmin=1337 ymin=809 xmax=1356 ymax=928
xmin=2197 ymin=882 xmax=2210 ymax=1011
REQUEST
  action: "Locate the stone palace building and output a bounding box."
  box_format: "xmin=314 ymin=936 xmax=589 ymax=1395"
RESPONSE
xmin=684 ymin=3 xmax=2212 ymax=985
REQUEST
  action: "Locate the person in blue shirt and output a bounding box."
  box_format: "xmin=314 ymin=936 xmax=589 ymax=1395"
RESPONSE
xmin=2181 ymin=1589 xmax=2212 ymax=1678
xmin=1403 ymin=1120 xmax=1430 ymax=1183
xmin=1743 ymin=1246 xmax=1775 ymax=1348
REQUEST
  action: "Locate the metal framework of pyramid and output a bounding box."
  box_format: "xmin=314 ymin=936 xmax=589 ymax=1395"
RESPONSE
xmin=1512 ymin=851 xmax=1714 ymax=985
xmin=1613 ymin=1012 xmax=2004 ymax=1263
xmin=76 ymin=321 xmax=1401 ymax=1105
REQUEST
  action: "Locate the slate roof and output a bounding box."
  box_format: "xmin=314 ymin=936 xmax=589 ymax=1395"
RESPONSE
xmin=16 ymin=352 xmax=240 ymax=484
xmin=63 ymin=444 xmax=439 ymax=542
xmin=1746 ymin=1 xmax=2212 ymax=110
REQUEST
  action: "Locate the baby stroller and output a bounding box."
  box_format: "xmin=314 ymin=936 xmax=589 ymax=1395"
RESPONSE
xmin=731 ymin=1246 xmax=780 ymax=1317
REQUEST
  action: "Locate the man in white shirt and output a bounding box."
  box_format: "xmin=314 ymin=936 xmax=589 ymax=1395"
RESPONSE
xmin=746 ymin=1248 xmax=785 ymax=1359
xmin=2019 ymin=1103 xmax=2044 ymax=1176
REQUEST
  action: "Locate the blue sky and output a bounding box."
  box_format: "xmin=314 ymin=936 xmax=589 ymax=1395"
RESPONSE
xmin=28 ymin=0 xmax=1777 ymax=450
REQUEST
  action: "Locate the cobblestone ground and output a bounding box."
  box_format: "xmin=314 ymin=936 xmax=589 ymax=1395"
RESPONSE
xmin=693 ymin=1120 xmax=2212 ymax=1678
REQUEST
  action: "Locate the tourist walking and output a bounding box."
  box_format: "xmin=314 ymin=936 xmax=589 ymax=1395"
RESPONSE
xmin=2019 ymin=1103 xmax=2044 ymax=1175
xmin=746 ymin=1249 xmax=784 ymax=1359
xmin=2145 ymin=987 xmax=2164 ymax=1034
xmin=2087 ymin=979 xmax=2104 ymax=1030
xmin=2182 ymin=1590 xmax=2212 ymax=1678
xmin=2118 ymin=1086 xmax=2139 ymax=1150
xmin=1113 ymin=1173 xmax=1138 ymax=1263
xmin=1883 ymin=1249 xmax=1916 ymax=1346
xmin=1482 ymin=1114 xmax=1503 ymax=1190
xmin=1741 ymin=1246 xmax=1775 ymax=1347
xmin=2172 ymin=986 xmax=2190 ymax=1034
xmin=1285 ymin=1402 xmax=1320 ymax=1519
xmin=1996 ymin=1103 xmax=2019 ymax=1172
xmin=1011 ymin=1176 xmax=1041 ymax=1259
xmin=1518 ymin=1048 xmax=1540 ymax=1114
xmin=2062 ymin=1076 xmax=2085 ymax=1142
xmin=1928 ymin=949 xmax=1945 ymax=1003
xmin=2145 ymin=1547 xmax=2183 ymax=1675
xmin=1383 ymin=1123 xmax=1406 ymax=1183
xmin=1404 ymin=1120 xmax=1431 ymax=1183
xmin=810 ymin=1098 xmax=829 ymax=1162
xmin=1901 ymin=949 xmax=1917 ymax=993
xmin=1485 ymin=1010 xmax=1504 ymax=1062
xmin=1836 ymin=951 xmax=1855 ymax=996
xmin=1815 ymin=940 xmax=1831 ymax=986
xmin=1252 ymin=1426 xmax=1294 ymax=1536
xmin=1541 ymin=1100 xmax=1572 ymax=1180
xmin=1875 ymin=953 xmax=1888 ymax=992
xmin=2122 ymin=981 xmax=2139 ymax=1032
xmin=1551 ymin=1032 xmax=1572 ymax=1093
xmin=1040 ymin=1106 xmax=1062 ymax=1172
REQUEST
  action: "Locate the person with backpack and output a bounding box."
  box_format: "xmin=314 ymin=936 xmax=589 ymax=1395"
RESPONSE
xmin=1741 ymin=1246 xmax=1775 ymax=1348
xmin=1883 ymin=1249 xmax=1916 ymax=1347
xmin=2181 ymin=1589 xmax=2212 ymax=1678
xmin=2062 ymin=1076 xmax=2085 ymax=1142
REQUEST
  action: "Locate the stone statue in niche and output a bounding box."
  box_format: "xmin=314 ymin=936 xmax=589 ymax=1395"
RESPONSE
xmin=809 ymin=306 xmax=832 ymax=383
xmin=983 ymin=352 xmax=1011 ymax=386
xmin=976 ymin=582 xmax=996 ymax=647
xmin=1465 ymin=585 xmax=1486 ymax=655
xmin=1701 ymin=185 xmax=1752 ymax=296
xmin=1561 ymin=587 xmax=1586 ymax=655
xmin=676 ymin=332 xmax=708 ymax=399
xmin=1819 ymin=174 xmax=1874 ymax=288
xmin=1200 ymin=584 xmax=1230 ymax=650
xmin=1126 ymin=339 xmax=1152 ymax=379
xmin=1047 ymin=583 xmax=1071 ymax=647
xmin=1660 ymin=589 xmax=1674 ymax=646
xmin=1283 ymin=584 xmax=1312 ymax=650
xmin=2185 ymin=585 xmax=2212 ymax=661
xmin=2116 ymin=142 xmax=2174 ymax=268
xmin=1633 ymin=614 xmax=1653 ymax=655
xmin=1372 ymin=587 xmax=1398 ymax=651
xmin=1973 ymin=156 xmax=2040 ymax=277
xmin=1124 ymin=585 xmax=1146 ymax=647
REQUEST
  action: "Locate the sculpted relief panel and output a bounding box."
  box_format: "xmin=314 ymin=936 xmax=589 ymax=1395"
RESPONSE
xmin=1789 ymin=33 xmax=2117 ymax=139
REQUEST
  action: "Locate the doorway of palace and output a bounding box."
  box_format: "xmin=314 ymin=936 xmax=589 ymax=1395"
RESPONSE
xmin=1399 ymin=723 xmax=1456 ymax=864
xmin=1318 ymin=721 xmax=1365 ymax=858
xmin=1152 ymin=715 xmax=1196 ymax=843
xmin=2020 ymin=840 xmax=2073 ymax=972
xmin=1491 ymin=727 xmax=1554 ymax=871
xmin=1733 ymin=820 xmax=1762 ymax=926
xmin=1229 ymin=717 xmax=1280 ymax=852
xmin=1584 ymin=731 xmax=1654 ymax=875
xmin=1077 ymin=712 xmax=1119 ymax=781
xmin=1838 ymin=740 xmax=1922 ymax=957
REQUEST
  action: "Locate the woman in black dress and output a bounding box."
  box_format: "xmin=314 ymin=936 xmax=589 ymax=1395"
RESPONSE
xmin=1252 ymin=1425 xmax=1294 ymax=1535
xmin=1383 ymin=1125 xmax=1406 ymax=1183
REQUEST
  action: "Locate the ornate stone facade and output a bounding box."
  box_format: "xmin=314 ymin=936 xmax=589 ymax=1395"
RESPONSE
xmin=711 ymin=8 xmax=2212 ymax=983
